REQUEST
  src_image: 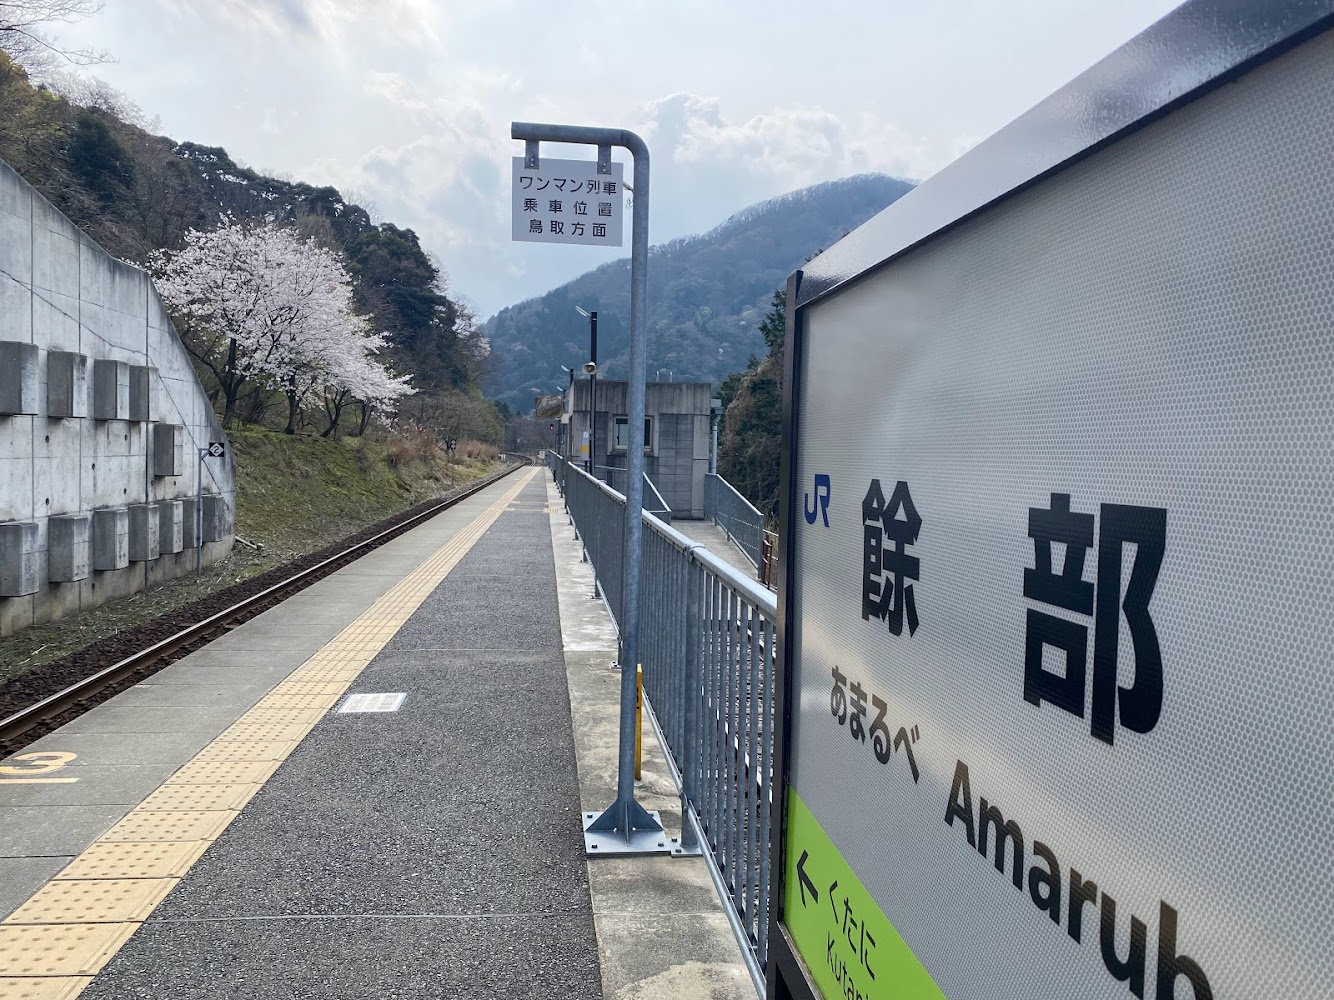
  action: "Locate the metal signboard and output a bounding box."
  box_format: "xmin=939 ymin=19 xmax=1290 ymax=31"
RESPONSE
xmin=771 ymin=8 xmax=1334 ymax=1000
xmin=534 ymin=394 xmax=564 ymax=419
xmin=511 ymin=156 xmax=624 ymax=247
xmin=206 ymin=441 xmax=225 ymax=458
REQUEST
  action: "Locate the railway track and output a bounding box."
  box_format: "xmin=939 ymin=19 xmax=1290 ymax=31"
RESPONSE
xmin=0 ymin=460 xmax=526 ymax=753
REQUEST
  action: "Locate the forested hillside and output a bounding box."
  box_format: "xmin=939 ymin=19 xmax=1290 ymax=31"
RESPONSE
xmin=0 ymin=53 xmax=501 ymax=442
xmin=484 ymin=174 xmax=914 ymax=409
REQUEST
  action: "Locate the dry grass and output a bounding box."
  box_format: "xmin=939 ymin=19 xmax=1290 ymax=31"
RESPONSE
xmin=381 ymin=422 xmax=445 ymax=469
xmin=456 ymin=439 xmax=498 ymax=461
xmin=374 ymin=423 xmax=498 ymax=468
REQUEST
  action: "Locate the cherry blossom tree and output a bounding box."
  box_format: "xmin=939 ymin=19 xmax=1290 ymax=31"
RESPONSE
xmin=150 ymin=219 xmax=412 ymax=431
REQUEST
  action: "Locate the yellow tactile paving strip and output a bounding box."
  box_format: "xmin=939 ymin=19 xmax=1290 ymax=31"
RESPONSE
xmin=0 ymin=469 xmax=536 ymax=999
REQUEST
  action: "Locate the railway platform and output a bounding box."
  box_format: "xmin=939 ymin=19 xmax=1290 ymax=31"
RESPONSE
xmin=0 ymin=467 xmax=750 ymax=999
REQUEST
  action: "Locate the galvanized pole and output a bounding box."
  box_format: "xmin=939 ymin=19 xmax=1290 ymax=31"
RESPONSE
xmin=194 ymin=446 xmax=205 ymax=579
xmin=589 ymin=311 xmax=598 ymax=479
xmin=512 ymin=122 xmax=665 ymax=852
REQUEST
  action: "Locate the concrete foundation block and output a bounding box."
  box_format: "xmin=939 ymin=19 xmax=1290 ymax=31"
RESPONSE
xmin=129 ymin=365 xmax=154 ymax=421
xmin=180 ymin=496 xmax=199 ymax=549
xmin=92 ymin=359 xmax=129 ymax=420
xmin=128 ymin=503 xmax=160 ymax=562
xmin=152 ymin=423 xmax=183 ymax=477
xmin=92 ymin=507 xmax=129 ymax=571
xmin=47 ymin=351 xmax=89 ymax=418
xmin=48 ymin=513 xmax=91 ymax=582
xmin=0 ymin=521 xmax=39 ymax=596
xmin=0 ymin=341 xmax=40 ymax=415
xmin=158 ymin=499 xmax=184 ymax=554
xmin=201 ymin=494 xmax=228 ymax=543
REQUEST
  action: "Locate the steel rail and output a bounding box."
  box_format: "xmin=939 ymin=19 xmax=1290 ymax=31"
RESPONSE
xmin=0 ymin=460 xmax=527 ymax=749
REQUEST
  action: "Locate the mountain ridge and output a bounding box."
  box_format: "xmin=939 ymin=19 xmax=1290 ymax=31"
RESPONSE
xmin=484 ymin=173 xmax=915 ymax=408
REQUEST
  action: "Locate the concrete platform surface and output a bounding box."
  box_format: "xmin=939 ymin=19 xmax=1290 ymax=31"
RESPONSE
xmin=670 ymin=519 xmax=760 ymax=582
xmin=0 ymin=466 xmax=756 ymax=999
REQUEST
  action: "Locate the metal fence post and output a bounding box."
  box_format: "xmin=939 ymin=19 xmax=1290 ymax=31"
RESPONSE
xmin=678 ymin=556 xmax=702 ymax=853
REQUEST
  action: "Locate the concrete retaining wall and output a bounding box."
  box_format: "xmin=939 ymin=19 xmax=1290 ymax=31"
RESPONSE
xmin=0 ymin=159 xmax=235 ymax=637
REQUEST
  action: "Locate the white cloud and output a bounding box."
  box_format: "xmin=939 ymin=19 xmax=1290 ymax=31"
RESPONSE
xmin=155 ymin=0 xmax=442 ymax=47
xmin=56 ymin=0 xmax=1181 ymax=315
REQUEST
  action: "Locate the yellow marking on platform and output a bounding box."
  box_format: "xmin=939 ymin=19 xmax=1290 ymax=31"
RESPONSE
xmin=0 ymin=779 xmax=79 ymax=786
xmin=0 ymin=754 xmax=77 ymax=778
xmin=0 ymin=924 xmax=137 ymax=976
xmin=214 ymin=723 xmax=313 ymax=743
xmin=270 ymin=682 xmax=349 ymax=697
xmin=0 ymin=469 xmax=537 ymax=995
xmin=138 ymin=784 xmax=255 ymax=813
xmin=98 ymin=810 xmax=233 ymax=843
xmin=7 ymin=880 xmax=177 ymax=925
xmin=0 ymin=976 xmax=91 ymax=999
xmin=235 ymin=707 xmax=326 ymax=723
xmin=163 ymin=760 xmax=279 ymax=786
xmin=55 ymin=843 xmax=209 ymax=881
xmin=258 ymin=693 xmax=341 ymax=711
xmin=188 ymin=741 xmax=293 ymax=764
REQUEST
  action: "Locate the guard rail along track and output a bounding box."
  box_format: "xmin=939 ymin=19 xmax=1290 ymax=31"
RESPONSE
xmin=0 ymin=458 xmax=528 ymax=751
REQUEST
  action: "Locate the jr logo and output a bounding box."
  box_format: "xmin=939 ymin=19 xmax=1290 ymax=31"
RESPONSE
xmin=804 ymin=474 xmax=831 ymax=527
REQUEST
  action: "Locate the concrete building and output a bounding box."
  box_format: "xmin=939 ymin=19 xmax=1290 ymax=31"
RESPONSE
xmin=564 ymin=379 xmax=712 ymax=518
xmin=0 ymin=159 xmax=235 ymax=636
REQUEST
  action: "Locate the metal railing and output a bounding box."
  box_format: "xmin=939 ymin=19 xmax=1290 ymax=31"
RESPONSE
xmin=563 ymin=460 xmax=774 ymax=993
xmin=596 ymin=464 xmax=672 ymax=524
xmin=704 ymin=473 xmax=764 ymax=569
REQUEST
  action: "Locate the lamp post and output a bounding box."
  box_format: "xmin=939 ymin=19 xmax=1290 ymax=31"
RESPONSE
xmin=576 ymin=306 xmax=598 ymax=478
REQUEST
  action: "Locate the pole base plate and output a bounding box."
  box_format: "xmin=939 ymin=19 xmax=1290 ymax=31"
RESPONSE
xmin=583 ymin=810 xmax=674 ymax=856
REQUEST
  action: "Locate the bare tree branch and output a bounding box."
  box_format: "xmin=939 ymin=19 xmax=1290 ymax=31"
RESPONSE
xmin=0 ymin=1 xmax=110 ymax=70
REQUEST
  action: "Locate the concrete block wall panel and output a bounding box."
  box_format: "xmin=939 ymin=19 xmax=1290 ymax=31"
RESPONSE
xmin=91 ymin=507 xmax=129 ymax=571
xmin=48 ymin=513 xmax=91 ymax=582
xmin=128 ymin=502 xmax=160 ymax=562
xmin=153 ymin=423 xmax=183 ymax=477
xmin=47 ymin=351 xmax=89 ymax=417
xmin=30 ymin=191 xmax=79 ymax=299
xmin=92 ymin=359 xmax=130 ymax=419
xmin=691 ymin=413 xmax=711 ymax=517
xmin=0 ymin=164 xmax=32 ymax=345
xmin=180 ymin=496 xmax=199 ymax=549
xmin=0 ymin=341 xmax=40 ymax=414
xmin=34 ymin=418 xmax=81 ymax=516
xmin=0 ymin=521 xmax=39 ymax=596
xmin=158 ymin=499 xmax=183 ymax=554
xmin=0 ymin=160 xmax=236 ymax=635
xmin=201 ymin=494 xmax=227 ymax=543
xmin=0 ymin=412 xmax=34 ymax=523
xmin=129 ymin=364 xmax=154 ymax=421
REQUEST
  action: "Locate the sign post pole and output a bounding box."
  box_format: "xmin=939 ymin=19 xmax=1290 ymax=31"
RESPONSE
xmin=195 ymin=446 xmax=205 ymax=579
xmin=196 ymin=441 xmax=225 ymax=580
xmin=512 ymin=121 xmax=667 ymax=854
xmin=590 ymin=310 xmax=597 ymax=480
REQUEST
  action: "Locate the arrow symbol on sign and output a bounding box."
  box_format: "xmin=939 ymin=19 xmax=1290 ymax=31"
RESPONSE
xmin=797 ymin=850 xmax=818 ymax=907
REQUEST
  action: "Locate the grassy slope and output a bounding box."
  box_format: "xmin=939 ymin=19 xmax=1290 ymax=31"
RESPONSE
xmin=231 ymin=429 xmax=495 ymax=562
xmin=0 ymin=429 xmax=499 ymax=681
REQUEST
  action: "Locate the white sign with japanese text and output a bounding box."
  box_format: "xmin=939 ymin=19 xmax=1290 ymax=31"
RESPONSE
xmin=784 ymin=27 xmax=1334 ymax=1000
xmin=512 ymin=157 xmax=624 ymax=247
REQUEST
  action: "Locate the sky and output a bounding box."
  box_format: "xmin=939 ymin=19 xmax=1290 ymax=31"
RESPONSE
xmin=56 ymin=0 xmax=1181 ymax=317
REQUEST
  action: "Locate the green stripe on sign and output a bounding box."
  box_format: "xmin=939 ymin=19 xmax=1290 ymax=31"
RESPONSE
xmin=784 ymin=790 xmax=947 ymax=1000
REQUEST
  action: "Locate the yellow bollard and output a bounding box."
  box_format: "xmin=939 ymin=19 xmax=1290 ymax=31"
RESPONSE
xmin=634 ymin=664 xmax=643 ymax=781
